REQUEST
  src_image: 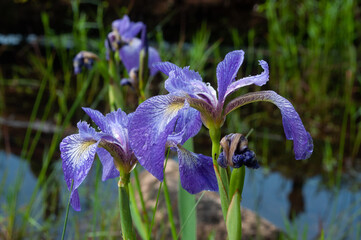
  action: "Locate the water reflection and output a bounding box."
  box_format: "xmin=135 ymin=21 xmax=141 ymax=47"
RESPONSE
xmin=288 ymin=176 xmax=305 ymax=220
xmin=242 ymin=167 xmax=361 ymax=239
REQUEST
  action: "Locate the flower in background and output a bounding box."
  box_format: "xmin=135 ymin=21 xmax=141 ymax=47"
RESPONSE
xmin=73 ymin=51 xmax=99 ymax=74
xmin=60 ymin=108 xmax=136 ymax=210
xmin=129 ymin=50 xmax=313 ymax=194
xmin=106 ymin=15 xmax=161 ymax=85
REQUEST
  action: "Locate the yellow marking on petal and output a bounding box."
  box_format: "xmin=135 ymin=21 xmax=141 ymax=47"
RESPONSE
xmin=166 ymin=101 xmax=184 ymax=115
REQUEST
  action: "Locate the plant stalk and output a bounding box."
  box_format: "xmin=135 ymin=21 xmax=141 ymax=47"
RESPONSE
xmin=118 ymin=174 xmax=135 ymax=240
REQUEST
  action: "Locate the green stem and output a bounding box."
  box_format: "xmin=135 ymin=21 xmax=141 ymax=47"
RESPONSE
xmin=209 ymin=127 xmax=230 ymax=222
xmin=162 ymin=149 xmax=178 ymax=239
xmin=61 ymin=180 xmax=74 ymax=240
xmin=118 ymin=174 xmax=135 ymax=240
xmin=133 ymin=167 xmax=149 ymax=226
xmin=163 ymin=175 xmax=178 ymax=240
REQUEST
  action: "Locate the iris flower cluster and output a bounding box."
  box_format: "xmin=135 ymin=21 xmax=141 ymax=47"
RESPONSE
xmin=62 ymin=24 xmax=313 ymax=209
xmin=128 ymin=50 xmax=313 ymax=194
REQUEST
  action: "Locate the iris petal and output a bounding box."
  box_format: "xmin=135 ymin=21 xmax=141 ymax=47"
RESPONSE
xmin=60 ymin=121 xmax=100 ymax=194
xmin=82 ymin=107 xmax=108 ymax=133
xmin=105 ymin=109 xmax=129 ymax=146
xmin=70 ymin=190 xmax=81 ymax=211
xmin=129 ymin=95 xmax=187 ymax=180
xmin=224 ymin=60 xmax=269 ymax=99
xmin=122 ymin=22 xmax=144 ymax=41
xmin=225 ymin=91 xmax=313 ymax=160
xmin=153 ymin=61 xmax=181 ymax=76
xmin=173 ymin=107 xmax=202 ymax=145
xmin=112 ymin=16 xmax=130 ymax=34
xmin=216 ymin=50 xmax=244 ymax=104
xmin=119 ymin=39 xmax=161 ymax=77
xmin=97 ymin=148 xmax=119 ymax=181
xmin=119 ymin=38 xmax=142 ymax=73
xmin=176 ymin=145 xmax=218 ymax=194
xmin=148 ymin=47 xmax=162 ymax=76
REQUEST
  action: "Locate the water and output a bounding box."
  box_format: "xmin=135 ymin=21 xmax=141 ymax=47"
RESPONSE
xmin=242 ymin=168 xmax=361 ymax=239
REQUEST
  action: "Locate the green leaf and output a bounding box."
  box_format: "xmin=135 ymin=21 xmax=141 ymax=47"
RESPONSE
xmin=229 ymin=166 xmax=245 ymax=198
xmin=226 ymin=191 xmax=242 ymax=240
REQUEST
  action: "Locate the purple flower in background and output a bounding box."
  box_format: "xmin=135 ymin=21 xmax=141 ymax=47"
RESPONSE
xmin=60 ymin=108 xmax=137 ymax=211
xmin=106 ymin=15 xmax=161 ymax=82
xmin=73 ymin=51 xmax=99 ymax=74
xmin=129 ymin=50 xmax=313 ymax=194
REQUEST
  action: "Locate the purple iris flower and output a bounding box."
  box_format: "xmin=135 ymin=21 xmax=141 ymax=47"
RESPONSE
xmin=129 ymin=50 xmax=313 ymax=194
xmin=60 ymin=108 xmax=137 ymax=211
xmin=106 ymin=15 xmax=161 ymax=81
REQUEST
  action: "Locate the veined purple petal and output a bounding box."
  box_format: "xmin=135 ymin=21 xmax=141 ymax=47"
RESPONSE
xmin=224 ymin=60 xmax=269 ymax=99
xmin=97 ymin=148 xmax=119 ymax=181
xmin=60 ymin=121 xmax=100 ymax=193
xmin=173 ymin=107 xmax=202 ymax=145
xmin=225 ymin=91 xmax=313 ymax=160
xmin=216 ymin=50 xmax=244 ymax=104
xmin=104 ymin=109 xmax=130 ymax=153
xmin=82 ymin=107 xmax=108 ymax=133
xmin=153 ymin=61 xmax=182 ymax=76
xmin=129 ymin=95 xmax=187 ymax=181
xmin=176 ymin=145 xmax=218 ymax=194
xmin=165 ymin=67 xmax=214 ymax=100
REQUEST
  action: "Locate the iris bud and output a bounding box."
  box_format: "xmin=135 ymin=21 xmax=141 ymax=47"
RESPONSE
xmin=217 ymin=133 xmax=259 ymax=169
xmin=73 ymin=51 xmax=99 ymax=74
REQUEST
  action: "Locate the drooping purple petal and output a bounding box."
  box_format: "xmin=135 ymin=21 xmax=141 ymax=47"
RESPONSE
xmin=97 ymin=148 xmax=119 ymax=181
xmin=225 ymin=91 xmax=313 ymax=160
xmin=216 ymin=50 xmax=244 ymax=104
xmin=70 ymin=189 xmax=81 ymax=211
xmin=224 ymin=60 xmax=269 ymax=99
xmin=176 ymin=145 xmax=218 ymax=194
xmin=60 ymin=121 xmax=100 ymax=193
xmin=82 ymin=107 xmax=108 ymax=133
xmin=129 ymin=94 xmax=187 ymax=181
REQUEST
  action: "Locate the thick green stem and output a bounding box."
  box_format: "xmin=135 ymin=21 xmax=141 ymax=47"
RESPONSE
xmin=209 ymin=127 xmax=230 ymax=222
xmin=118 ymin=174 xmax=135 ymax=240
